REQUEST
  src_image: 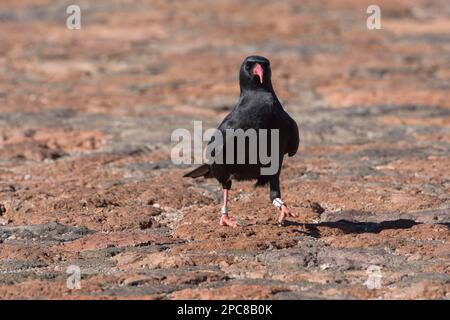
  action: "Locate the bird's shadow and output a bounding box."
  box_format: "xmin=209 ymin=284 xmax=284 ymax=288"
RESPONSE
xmin=287 ymin=217 xmax=421 ymax=238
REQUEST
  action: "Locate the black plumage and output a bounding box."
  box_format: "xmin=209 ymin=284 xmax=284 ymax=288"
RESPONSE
xmin=184 ymin=55 xmax=299 ymax=226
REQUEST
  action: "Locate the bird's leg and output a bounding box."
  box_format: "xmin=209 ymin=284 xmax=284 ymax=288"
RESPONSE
xmin=219 ymin=189 xmax=237 ymax=227
xmin=273 ymin=198 xmax=296 ymax=224
xmin=270 ymin=176 xmax=297 ymax=225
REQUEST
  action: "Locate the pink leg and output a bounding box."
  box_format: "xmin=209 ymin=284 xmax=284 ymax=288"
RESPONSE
xmin=219 ymin=189 xmax=237 ymax=227
xmin=276 ymin=203 xmax=297 ymax=225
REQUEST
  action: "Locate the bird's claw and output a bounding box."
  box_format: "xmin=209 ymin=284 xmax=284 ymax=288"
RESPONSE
xmin=220 ymin=215 xmax=238 ymax=228
xmin=277 ymin=205 xmax=296 ymax=225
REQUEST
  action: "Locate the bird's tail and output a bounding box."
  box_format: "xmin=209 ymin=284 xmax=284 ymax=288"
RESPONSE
xmin=183 ymin=164 xmax=211 ymax=178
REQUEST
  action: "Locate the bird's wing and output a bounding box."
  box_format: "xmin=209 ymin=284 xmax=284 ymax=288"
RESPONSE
xmin=204 ymin=107 xmax=238 ymax=162
xmin=286 ymin=114 xmax=300 ymax=157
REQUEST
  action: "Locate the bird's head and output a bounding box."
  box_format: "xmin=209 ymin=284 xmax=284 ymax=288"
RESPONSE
xmin=239 ymin=56 xmax=273 ymax=92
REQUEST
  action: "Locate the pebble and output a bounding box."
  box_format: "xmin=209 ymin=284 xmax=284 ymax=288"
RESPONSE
xmin=0 ymin=218 xmax=8 ymax=226
xmin=0 ymin=203 xmax=6 ymax=215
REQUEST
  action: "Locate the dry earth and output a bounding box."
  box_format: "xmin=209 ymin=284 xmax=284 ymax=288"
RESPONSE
xmin=0 ymin=0 xmax=449 ymax=299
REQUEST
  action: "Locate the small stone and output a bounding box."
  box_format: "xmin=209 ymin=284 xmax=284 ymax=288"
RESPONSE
xmin=219 ymin=260 xmax=230 ymax=268
xmin=139 ymin=218 xmax=154 ymax=230
xmin=310 ymin=202 xmax=325 ymax=214
xmin=148 ymin=206 xmax=162 ymax=216
xmin=320 ymin=263 xmax=332 ymax=270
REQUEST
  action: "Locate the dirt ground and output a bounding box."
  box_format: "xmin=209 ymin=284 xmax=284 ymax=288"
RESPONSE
xmin=0 ymin=0 xmax=449 ymax=299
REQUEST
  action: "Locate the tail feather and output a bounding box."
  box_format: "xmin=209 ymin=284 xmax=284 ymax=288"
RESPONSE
xmin=183 ymin=164 xmax=211 ymax=178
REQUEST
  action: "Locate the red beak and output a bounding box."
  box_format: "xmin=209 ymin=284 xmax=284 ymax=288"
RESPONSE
xmin=252 ymin=63 xmax=264 ymax=84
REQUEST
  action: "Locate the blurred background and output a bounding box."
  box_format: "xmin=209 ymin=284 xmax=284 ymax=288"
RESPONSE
xmin=0 ymin=0 xmax=449 ymax=299
xmin=1 ymin=0 xmax=449 ymax=155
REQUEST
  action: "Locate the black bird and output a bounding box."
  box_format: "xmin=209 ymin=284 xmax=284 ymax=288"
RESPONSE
xmin=184 ymin=56 xmax=299 ymax=227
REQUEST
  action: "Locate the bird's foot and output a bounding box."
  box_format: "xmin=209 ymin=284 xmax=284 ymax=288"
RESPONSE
xmin=220 ymin=214 xmax=238 ymax=228
xmin=277 ymin=204 xmax=297 ymax=225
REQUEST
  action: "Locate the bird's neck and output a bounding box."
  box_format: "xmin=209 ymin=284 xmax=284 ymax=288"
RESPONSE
xmin=240 ymin=86 xmax=279 ymax=102
xmin=239 ymin=78 xmax=275 ymax=95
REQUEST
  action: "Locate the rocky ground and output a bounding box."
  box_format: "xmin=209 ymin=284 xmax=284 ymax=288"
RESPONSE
xmin=0 ymin=0 xmax=449 ymax=299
